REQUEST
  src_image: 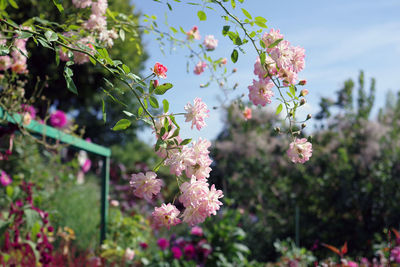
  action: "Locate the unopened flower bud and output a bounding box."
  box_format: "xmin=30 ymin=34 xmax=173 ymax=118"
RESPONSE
xmin=200 ymin=83 xmax=205 ymax=88
xmin=153 ymin=79 xmax=159 ymax=88
xmin=301 ymin=123 xmax=306 ymax=129
xmin=300 ymin=98 xmax=306 ymax=105
xmin=306 ymin=114 xmax=312 ymax=120
xmin=299 ymin=80 xmax=307 ymax=86
xmin=300 ymin=89 xmax=309 ymax=97
xmin=233 ymin=83 xmax=239 ymax=89
xmin=274 ymin=127 xmax=280 ymax=133
xmin=219 ymin=81 xmax=224 ymax=87
xmin=232 ymin=68 xmax=237 ymax=73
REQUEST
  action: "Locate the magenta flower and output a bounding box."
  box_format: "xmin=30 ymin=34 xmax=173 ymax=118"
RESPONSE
xmin=0 ymin=170 xmax=12 ymax=186
xmin=287 ymin=138 xmax=313 ymax=164
xmin=171 ymin=246 xmax=182 ymax=259
xmin=21 ymin=104 xmax=36 ymax=118
xmin=391 ymin=246 xmax=400 ymax=263
xmin=140 ymin=242 xmax=148 ymax=250
xmin=183 ymin=244 xmax=196 ymax=259
xmin=50 ymin=110 xmax=68 ymax=128
xmin=157 ymin=238 xmax=169 ymax=250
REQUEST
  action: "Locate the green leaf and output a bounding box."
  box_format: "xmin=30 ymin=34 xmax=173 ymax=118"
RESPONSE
xmin=167 ymin=2 xmax=172 ymax=10
xmin=163 ymin=99 xmax=169 ymax=113
xmin=197 ymin=10 xmax=207 ymax=21
xmin=123 ymin=110 xmax=134 ymax=117
xmin=260 ymin=52 xmax=266 ymax=66
xmin=259 ymin=39 xmax=266 ymax=49
xmin=230 ymin=0 xmax=236 ymax=9
xmin=101 ymin=98 xmax=106 ymax=123
xmin=149 ymin=96 xmax=159 ymax=108
xmin=290 ymin=85 xmax=296 ymax=96
xmin=24 ymin=209 xmax=39 ymax=230
xmin=180 ymin=138 xmax=192 ymax=146
xmin=276 ymin=103 xmax=283 ymax=115
xmin=155 ymin=83 xmax=173 ymax=95
xmin=6 ymin=186 xmax=13 ymax=197
xmin=241 ymin=8 xmax=252 ymax=19
xmin=222 ymin=25 xmax=230 ymax=36
xmin=112 ymin=119 xmax=131 ymax=131
xmin=231 ymin=49 xmax=238 ymax=63
xmin=255 ymin=20 xmax=268 ymax=28
xmin=45 ymin=30 xmax=58 ymax=42
xmin=268 ymin=38 xmax=283 ymax=48
xmin=122 ymin=64 xmax=130 ymax=74
xmin=37 ymin=37 xmax=53 ymax=50
xmin=63 ymin=67 xmax=78 ymax=94
xmin=137 ymin=107 xmax=144 ymax=116
xmin=0 ymin=46 xmax=9 ymax=56
xmin=255 ymin=16 xmax=267 ymax=23
xmin=8 ymin=0 xmax=18 ymax=8
xmin=52 ymin=0 xmax=64 ymax=12
xmin=119 ymin=29 xmax=125 ymax=41
xmin=16 ymin=31 xmax=32 ymax=39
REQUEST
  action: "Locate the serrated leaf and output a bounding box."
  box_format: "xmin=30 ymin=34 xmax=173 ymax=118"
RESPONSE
xmin=241 ymin=8 xmax=252 ymax=19
xmin=276 ymin=103 xmax=283 ymax=115
xmin=163 ymin=99 xmax=169 ymax=113
xmin=197 ymin=10 xmax=206 ymax=21
xmin=231 ymin=49 xmax=238 ymax=63
xmin=149 ymin=96 xmax=159 ymax=108
xmin=112 ymin=119 xmax=131 ymax=131
xmin=155 ymin=83 xmax=173 ymax=95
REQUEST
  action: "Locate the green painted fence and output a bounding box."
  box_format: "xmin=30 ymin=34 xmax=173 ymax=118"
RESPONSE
xmin=0 ymin=107 xmax=111 ymax=243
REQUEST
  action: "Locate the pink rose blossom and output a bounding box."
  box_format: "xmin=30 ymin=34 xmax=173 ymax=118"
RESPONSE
xmin=391 ymin=246 xmax=400 ymax=263
xmin=270 ymin=40 xmax=293 ymax=71
xmin=157 ymin=238 xmax=169 ymax=250
xmin=179 ymin=176 xmax=210 ymax=208
xmin=290 ymin=46 xmax=305 ymax=73
xmin=191 ymin=226 xmax=203 ymax=236
xmin=72 ymin=0 xmax=92 ymax=8
xmin=0 ymin=170 xmax=12 ymax=186
xmin=171 ymin=246 xmax=182 ymax=259
xmin=84 ymin=14 xmax=107 ymax=31
xmin=0 ymin=56 xmax=11 ymax=71
xmin=287 ymin=138 xmax=313 ymax=164
xmin=124 ymin=248 xmax=135 ymax=261
xmin=50 ymin=110 xmax=68 ymax=128
xmin=129 ymin=172 xmax=163 ymax=202
xmin=110 ymin=200 xmax=119 ymax=207
xmin=91 ymin=0 xmax=107 ymax=15
xmin=183 ymin=244 xmax=196 ymax=259
xmin=72 ymin=37 xmax=96 ymax=64
xmin=152 ymin=203 xmax=181 ymax=229
xmin=193 ymin=61 xmax=207 ymax=75
xmin=203 ymin=35 xmax=218 ymax=50
xmin=81 ymin=159 xmax=92 ymax=173
xmin=278 ymin=68 xmax=298 ymax=86
xmin=186 ymin=26 xmax=200 ymax=40
xmin=153 ymin=62 xmax=168 ymax=79
xmin=254 ymin=56 xmax=277 ymax=79
xmin=248 ymin=78 xmax=274 ymax=106
xmin=243 ymin=107 xmax=252 ymax=120
xmin=300 ymin=89 xmax=309 ymax=97
xmin=347 ymin=261 xmax=359 ymax=267
xmin=184 ymin=97 xmax=209 ymax=130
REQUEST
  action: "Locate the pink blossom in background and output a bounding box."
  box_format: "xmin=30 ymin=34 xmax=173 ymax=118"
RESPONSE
xmin=347 ymin=261 xmax=359 ymax=267
xmin=183 ymin=244 xmax=196 ymax=259
xmin=50 ymin=110 xmax=68 ymax=128
xmin=129 ymin=171 xmax=163 ymax=202
xmin=184 ymin=97 xmax=209 ymax=130
xmin=22 ymin=113 xmax=32 ymax=126
xmin=191 ymin=226 xmax=203 ymax=236
xmin=81 ymin=159 xmax=92 ymax=173
xmin=186 ymin=26 xmax=201 ymax=40
xmin=300 ymin=89 xmax=309 ymax=96
xmin=193 ymin=61 xmax=207 ymax=75
xmin=21 ymin=104 xmax=36 ymax=118
xmin=124 ymin=248 xmax=135 ymax=261
xmin=0 ymin=170 xmax=12 ymax=186
xmin=84 ymin=14 xmax=107 ymax=31
xmin=152 ymin=203 xmax=181 ymax=229
xmin=287 ymin=138 xmax=313 ymax=164
xmin=220 ymin=58 xmax=227 ymax=65
xmin=110 ymin=200 xmax=119 ymax=207
xmin=262 ymin=28 xmax=284 ymax=49
xmin=0 ymin=56 xmax=11 ymax=71
xmin=171 ymin=246 xmax=182 ymax=259
xmin=391 ymin=247 xmax=400 ymax=263
xmin=203 ymin=35 xmax=218 ymax=50
xmin=72 ymin=0 xmax=92 ymax=8
xmin=91 ymin=0 xmax=107 ymax=15
xmin=153 ymin=62 xmax=168 ymax=79
xmin=243 ymin=107 xmax=252 ymax=120
xmin=248 ymin=78 xmax=274 ymax=106
xmin=157 ymin=238 xmax=170 ymax=250
xmin=139 ymin=242 xmax=148 ymax=249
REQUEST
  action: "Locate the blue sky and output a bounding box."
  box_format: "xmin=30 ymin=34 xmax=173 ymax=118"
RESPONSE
xmin=134 ymin=0 xmax=400 ymax=143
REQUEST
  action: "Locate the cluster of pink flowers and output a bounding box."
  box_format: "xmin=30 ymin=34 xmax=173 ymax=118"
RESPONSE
xmin=0 ymin=170 xmax=12 ymax=186
xmin=184 ymin=97 xmax=210 ymax=130
xmin=287 ymin=138 xmax=313 ymax=164
xmin=203 ymin=35 xmax=218 ymax=51
xmin=249 ymin=28 xmax=306 ymax=106
xmin=0 ymin=34 xmax=29 ymax=74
